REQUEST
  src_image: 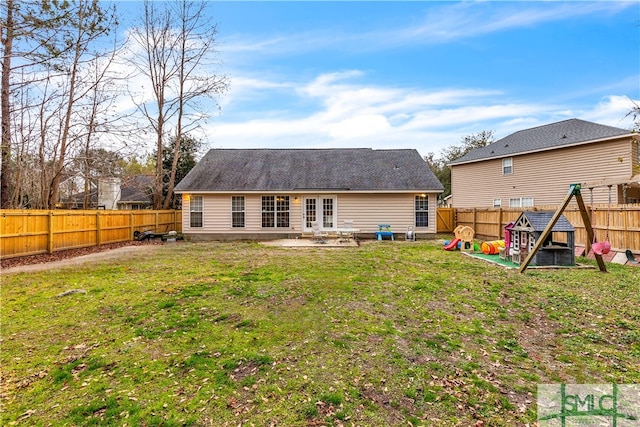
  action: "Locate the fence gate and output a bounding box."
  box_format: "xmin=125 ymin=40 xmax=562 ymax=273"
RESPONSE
xmin=436 ymin=208 xmax=455 ymax=233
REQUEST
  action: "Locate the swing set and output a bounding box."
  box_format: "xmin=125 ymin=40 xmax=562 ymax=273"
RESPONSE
xmin=519 ymin=183 xmax=607 ymax=273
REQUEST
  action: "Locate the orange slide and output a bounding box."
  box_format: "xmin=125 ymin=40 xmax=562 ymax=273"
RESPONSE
xmin=443 ymin=238 xmax=460 ymax=251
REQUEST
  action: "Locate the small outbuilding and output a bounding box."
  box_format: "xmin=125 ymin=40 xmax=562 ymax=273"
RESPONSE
xmin=510 ymin=211 xmax=575 ymax=266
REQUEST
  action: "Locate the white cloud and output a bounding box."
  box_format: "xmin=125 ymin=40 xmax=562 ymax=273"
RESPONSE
xmin=327 ymin=114 xmax=391 ymax=139
xmin=581 ymin=95 xmax=639 ymax=129
xmin=205 ymin=67 xmax=639 ymax=159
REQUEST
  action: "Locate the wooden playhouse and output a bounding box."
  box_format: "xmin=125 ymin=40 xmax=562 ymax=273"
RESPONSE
xmin=510 ymin=211 xmax=575 ymax=266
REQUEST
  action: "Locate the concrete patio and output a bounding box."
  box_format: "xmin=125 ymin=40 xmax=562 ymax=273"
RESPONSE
xmin=261 ymin=238 xmax=360 ymax=247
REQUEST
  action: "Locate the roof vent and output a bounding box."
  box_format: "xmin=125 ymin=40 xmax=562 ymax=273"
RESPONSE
xmin=490 ymin=150 xmax=494 ymax=154
xmin=561 ymin=134 xmax=567 ymax=139
xmin=504 ymin=144 xmax=509 ymax=147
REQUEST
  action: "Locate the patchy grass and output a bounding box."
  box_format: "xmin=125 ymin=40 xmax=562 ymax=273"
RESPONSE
xmin=1 ymin=240 xmax=638 ymax=426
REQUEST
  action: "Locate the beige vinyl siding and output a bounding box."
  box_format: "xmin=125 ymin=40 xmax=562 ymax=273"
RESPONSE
xmin=451 ymin=138 xmax=633 ymax=208
xmin=181 ymin=192 xmax=438 ymax=236
xmin=335 ymin=193 xmax=437 ymax=234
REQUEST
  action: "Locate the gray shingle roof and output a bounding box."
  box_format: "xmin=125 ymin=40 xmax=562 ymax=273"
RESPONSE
xmin=515 ymin=211 xmax=574 ymax=232
xmin=450 ymin=119 xmax=631 ymax=165
xmin=174 ymin=148 xmax=444 ymax=192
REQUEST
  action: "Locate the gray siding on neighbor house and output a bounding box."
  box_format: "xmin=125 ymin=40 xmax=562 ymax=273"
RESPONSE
xmin=451 ymin=137 xmax=635 ymax=208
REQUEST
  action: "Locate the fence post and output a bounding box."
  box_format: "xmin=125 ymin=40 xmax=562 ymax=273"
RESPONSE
xmin=96 ymin=211 xmax=102 ymax=246
xmin=472 ymin=208 xmax=477 ymax=233
xmin=129 ymin=212 xmax=134 ymax=240
xmin=155 ymin=211 xmax=159 ymax=231
xmin=47 ymin=211 xmax=54 ymax=254
xmin=498 ymin=208 xmax=503 ymax=239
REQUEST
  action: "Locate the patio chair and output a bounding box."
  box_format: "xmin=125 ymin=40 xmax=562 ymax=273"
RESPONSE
xmin=311 ymin=222 xmax=328 ymax=244
xmin=338 ymin=220 xmax=355 ymax=243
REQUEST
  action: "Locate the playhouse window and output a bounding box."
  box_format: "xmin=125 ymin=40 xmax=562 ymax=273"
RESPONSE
xmin=231 ymin=196 xmax=245 ymax=228
xmin=415 ymin=195 xmax=429 ymax=227
xmin=502 ymin=158 xmax=513 ymax=175
xmin=189 ymin=196 xmax=203 ymax=228
xmin=262 ymin=196 xmax=290 ymax=228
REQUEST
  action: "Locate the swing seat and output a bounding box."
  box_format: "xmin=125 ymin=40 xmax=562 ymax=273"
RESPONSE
xmin=593 ymin=241 xmax=611 ymax=255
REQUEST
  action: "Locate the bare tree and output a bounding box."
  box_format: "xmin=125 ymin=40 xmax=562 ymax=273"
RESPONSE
xmin=129 ymin=0 xmax=228 ymax=209
xmin=1 ymin=0 xmax=72 ymax=207
xmin=1 ymin=0 xmax=119 ymax=209
xmin=45 ymin=0 xmax=117 ymax=209
xmin=0 ymin=0 xmax=14 ymax=208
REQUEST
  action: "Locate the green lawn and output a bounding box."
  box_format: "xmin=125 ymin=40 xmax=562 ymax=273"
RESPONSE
xmin=2 ymin=240 xmax=639 ymax=426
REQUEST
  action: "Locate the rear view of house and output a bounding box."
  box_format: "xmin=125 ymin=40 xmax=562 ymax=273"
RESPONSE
xmin=449 ymin=119 xmax=640 ymax=208
xmin=174 ymin=148 xmax=444 ymax=241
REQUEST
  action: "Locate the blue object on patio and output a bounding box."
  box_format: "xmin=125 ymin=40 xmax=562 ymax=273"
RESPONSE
xmin=375 ymin=224 xmax=394 ymax=241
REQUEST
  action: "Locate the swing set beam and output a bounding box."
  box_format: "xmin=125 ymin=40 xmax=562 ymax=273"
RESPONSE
xmin=519 ymin=183 xmax=607 ymax=273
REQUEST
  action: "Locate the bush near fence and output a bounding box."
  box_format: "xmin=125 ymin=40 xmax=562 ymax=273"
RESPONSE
xmin=0 ymin=210 xmax=182 ymax=260
xmin=454 ymin=204 xmax=640 ymax=253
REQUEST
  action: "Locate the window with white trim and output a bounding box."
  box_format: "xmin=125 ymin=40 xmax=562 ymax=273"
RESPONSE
xmin=231 ymin=196 xmax=245 ymax=228
xmin=509 ymin=197 xmax=534 ymax=208
xmin=502 ymin=158 xmax=513 ymax=175
xmin=190 ymin=195 xmax=203 ymax=228
xmin=415 ymin=195 xmax=429 ymax=227
xmin=262 ymin=196 xmax=290 ymax=228
xmin=493 ymin=199 xmax=501 ymax=208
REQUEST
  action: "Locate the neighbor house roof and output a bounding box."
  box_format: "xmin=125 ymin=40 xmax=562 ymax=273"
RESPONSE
xmin=118 ymin=175 xmax=153 ymax=204
xmin=513 ymin=211 xmax=574 ymax=233
xmin=450 ymin=119 xmax=631 ymax=166
xmin=174 ymin=148 xmax=444 ymax=193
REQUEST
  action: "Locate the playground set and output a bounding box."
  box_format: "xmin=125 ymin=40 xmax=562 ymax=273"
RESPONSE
xmin=442 ymin=184 xmax=637 ymax=273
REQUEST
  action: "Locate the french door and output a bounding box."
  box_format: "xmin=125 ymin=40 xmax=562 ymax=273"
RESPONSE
xmin=303 ymin=196 xmax=336 ymax=231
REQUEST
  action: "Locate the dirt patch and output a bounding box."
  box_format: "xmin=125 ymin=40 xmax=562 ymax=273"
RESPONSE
xmin=0 ymin=241 xmax=163 ymax=274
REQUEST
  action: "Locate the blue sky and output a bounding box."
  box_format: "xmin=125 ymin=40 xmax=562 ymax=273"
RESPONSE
xmin=118 ymin=1 xmax=640 ymax=158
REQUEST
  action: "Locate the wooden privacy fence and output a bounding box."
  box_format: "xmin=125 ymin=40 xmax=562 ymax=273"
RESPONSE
xmin=455 ymin=204 xmax=640 ymax=252
xmin=0 ymin=210 xmax=182 ymax=260
xmin=436 ymin=208 xmax=456 ymax=233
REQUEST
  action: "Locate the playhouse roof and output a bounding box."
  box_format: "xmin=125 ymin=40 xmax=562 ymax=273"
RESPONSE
xmin=513 ymin=211 xmax=574 ymax=232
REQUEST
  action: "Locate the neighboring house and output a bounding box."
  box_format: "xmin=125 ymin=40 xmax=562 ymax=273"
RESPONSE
xmin=117 ymin=175 xmax=154 ymax=210
xmin=449 ymin=119 xmax=640 ymax=208
xmin=173 ymin=148 xmax=444 ymax=241
xmin=62 ymin=175 xmax=153 ymax=210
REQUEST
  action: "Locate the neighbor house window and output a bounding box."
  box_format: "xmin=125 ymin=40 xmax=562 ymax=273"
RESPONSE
xmin=262 ymin=196 xmax=290 ymax=228
xmin=502 ymin=158 xmax=513 ymax=175
xmin=509 ymin=197 xmax=534 ymax=208
xmin=231 ymin=196 xmax=245 ymax=228
xmin=493 ymin=199 xmax=502 ymax=208
xmin=415 ymin=194 xmax=429 ymax=227
xmin=190 ymin=195 xmax=203 ymax=228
